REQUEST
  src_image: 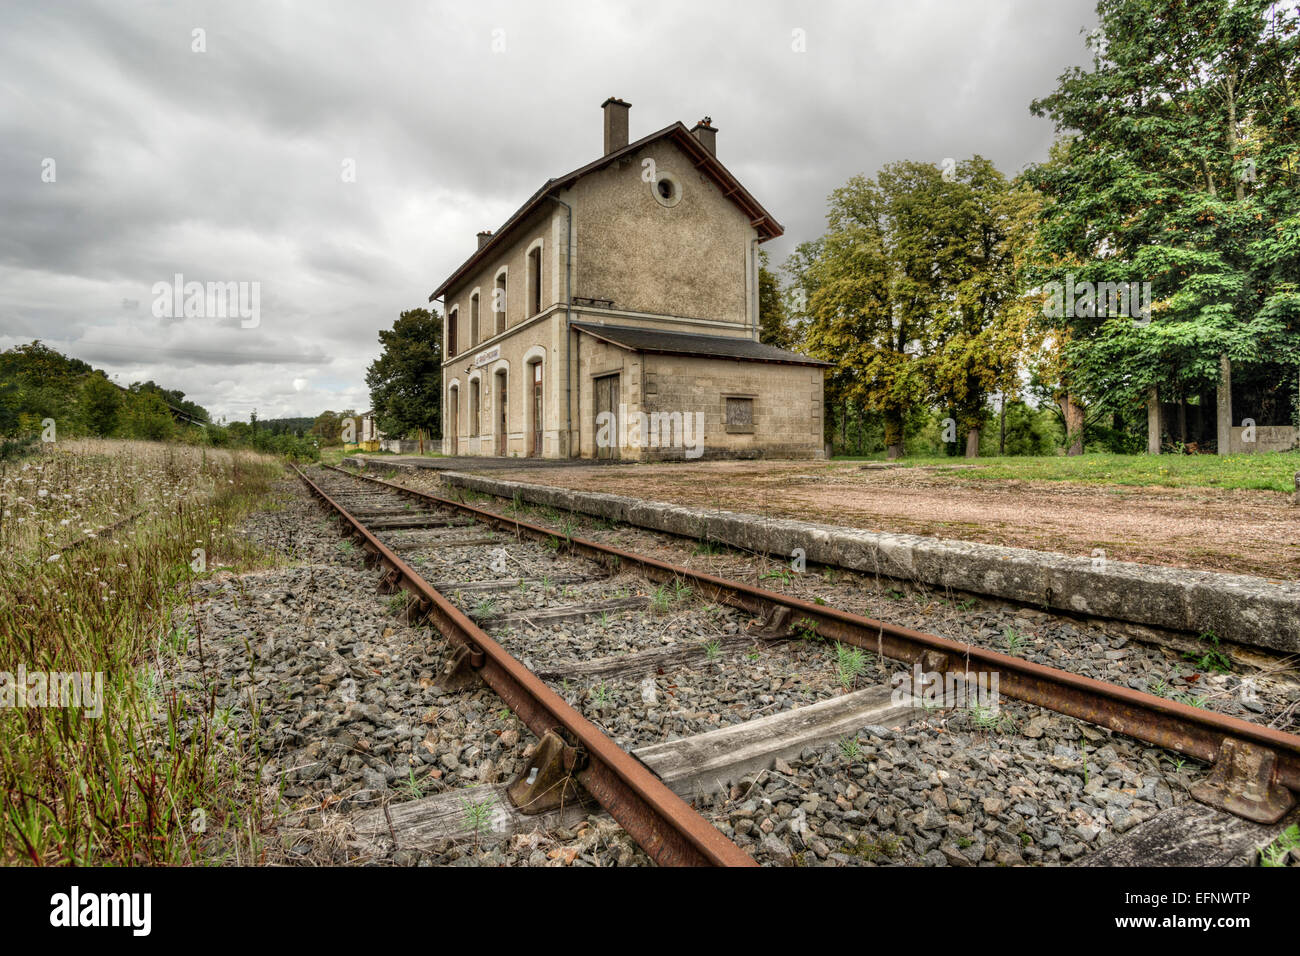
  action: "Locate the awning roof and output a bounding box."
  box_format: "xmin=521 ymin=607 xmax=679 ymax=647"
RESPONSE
xmin=572 ymin=322 xmax=831 ymax=367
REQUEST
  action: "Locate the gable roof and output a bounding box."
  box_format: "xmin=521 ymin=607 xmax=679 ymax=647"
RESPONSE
xmin=572 ymin=322 xmax=831 ymax=368
xmin=430 ymin=122 xmax=784 ymax=302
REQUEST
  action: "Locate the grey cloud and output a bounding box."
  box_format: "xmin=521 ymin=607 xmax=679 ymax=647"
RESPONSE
xmin=0 ymin=0 xmax=1098 ymax=421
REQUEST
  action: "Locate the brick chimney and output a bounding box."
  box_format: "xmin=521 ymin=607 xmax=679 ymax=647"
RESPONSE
xmin=476 ymin=230 xmax=493 ymax=250
xmin=602 ymin=97 xmax=631 ymax=154
xmin=691 ymin=117 xmax=717 ymax=156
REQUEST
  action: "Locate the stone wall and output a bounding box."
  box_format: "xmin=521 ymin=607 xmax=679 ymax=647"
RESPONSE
xmin=1228 ymin=425 xmax=1298 ymax=454
xmin=642 ymin=353 xmax=824 ymax=460
xmin=436 ymin=471 xmax=1300 ymax=654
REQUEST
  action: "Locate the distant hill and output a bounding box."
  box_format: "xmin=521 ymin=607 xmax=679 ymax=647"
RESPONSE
xmin=0 ymin=340 xmax=319 ymax=461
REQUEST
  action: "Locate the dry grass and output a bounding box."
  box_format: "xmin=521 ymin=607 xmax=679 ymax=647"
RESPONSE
xmin=0 ymin=439 xmax=284 ymax=865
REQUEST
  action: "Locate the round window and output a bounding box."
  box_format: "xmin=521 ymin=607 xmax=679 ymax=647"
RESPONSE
xmin=652 ymin=171 xmax=682 ymax=207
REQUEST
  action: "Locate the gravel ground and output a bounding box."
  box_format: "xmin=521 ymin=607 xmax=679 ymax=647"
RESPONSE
xmin=157 ymin=478 xmax=644 ymax=866
xmin=702 ymin=700 xmax=1194 ymax=866
xmin=386 ymin=471 xmax=1298 ymax=734
xmin=536 ymin=636 xmax=856 ymax=752
xmin=164 ymin=469 xmax=1295 ymax=867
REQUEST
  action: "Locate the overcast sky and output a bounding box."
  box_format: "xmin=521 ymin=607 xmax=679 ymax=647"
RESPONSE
xmin=0 ymin=0 xmax=1099 ymax=422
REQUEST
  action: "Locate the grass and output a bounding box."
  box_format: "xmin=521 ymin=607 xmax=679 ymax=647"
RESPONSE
xmin=967 ymin=701 xmax=1014 ymax=734
xmin=793 ymin=617 xmax=820 ymax=642
xmin=846 ymin=833 xmax=902 ymax=862
xmin=1259 ymin=824 xmax=1300 ymax=867
xmin=649 ymin=585 xmax=672 ymax=615
xmin=0 ymin=439 xmax=284 ymax=865
xmin=461 ymin=797 xmax=493 ymax=842
xmin=1183 ymin=631 xmax=1232 ymax=674
xmin=470 ymin=597 xmax=499 ymax=620
xmin=399 ymin=769 xmax=426 ymax=800
xmin=829 ymin=450 xmax=1300 ymax=493
xmin=692 ymin=538 xmax=723 ymax=556
xmin=834 ymin=642 xmax=869 ymax=689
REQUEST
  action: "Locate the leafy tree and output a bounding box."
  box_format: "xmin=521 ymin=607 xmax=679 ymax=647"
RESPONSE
xmin=758 ymin=250 xmax=794 ymax=349
xmin=80 ymin=373 xmax=122 ymax=436
xmin=119 ymin=389 xmax=174 ymax=441
xmin=918 ymin=158 xmax=1041 ymax=456
xmin=797 ymin=168 xmax=933 ymax=457
xmin=365 ymin=308 xmax=443 ymax=439
xmin=794 ymin=159 xmax=1037 ymax=457
xmin=133 ymin=381 xmax=208 ymax=424
xmin=311 ymin=410 xmax=344 ymax=444
xmin=1027 ymin=0 xmax=1300 ymax=450
xmin=0 ymin=341 xmax=90 ymax=434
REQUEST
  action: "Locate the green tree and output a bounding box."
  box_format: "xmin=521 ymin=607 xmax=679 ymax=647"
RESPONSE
xmin=758 ymin=250 xmax=794 ymax=349
xmin=1027 ymin=0 xmax=1300 ymax=449
xmin=80 ymin=373 xmax=122 ymax=436
xmin=365 ymin=308 xmax=443 ymax=440
xmin=0 ymin=341 xmax=91 ymax=435
xmin=798 ymin=168 xmax=932 ymax=457
xmin=923 ymin=158 xmax=1041 ymax=456
xmin=119 ymin=389 xmax=174 ymax=441
xmin=795 ymin=160 xmax=1036 ymax=458
xmin=311 ymin=410 xmax=344 ymax=444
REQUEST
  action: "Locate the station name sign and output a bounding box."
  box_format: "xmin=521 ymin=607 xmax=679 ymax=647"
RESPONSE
xmin=473 ymin=346 xmax=500 ymax=368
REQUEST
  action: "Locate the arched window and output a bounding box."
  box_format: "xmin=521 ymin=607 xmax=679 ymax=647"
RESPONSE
xmin=494 ymin=270 xmax=507 ymax=335
xmin=447 ymin=307 xmax=458 ymax=358
xmin=527 ymin=242 xmax=542 ymax=318
xmin=470 ymin=292 xmax=480 ymax=347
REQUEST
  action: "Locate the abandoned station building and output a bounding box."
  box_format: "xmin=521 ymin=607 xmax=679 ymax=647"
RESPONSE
xmin=431 ymin=98 xmax=829 ymax=460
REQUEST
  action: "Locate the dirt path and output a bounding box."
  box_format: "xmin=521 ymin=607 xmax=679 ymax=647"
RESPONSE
xmin=468 ymin=460 xmax=1300 ymax=580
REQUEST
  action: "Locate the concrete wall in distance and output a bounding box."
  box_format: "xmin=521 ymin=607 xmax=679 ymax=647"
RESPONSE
xmin=1228 ymin=425 xmax=1298 ymax=454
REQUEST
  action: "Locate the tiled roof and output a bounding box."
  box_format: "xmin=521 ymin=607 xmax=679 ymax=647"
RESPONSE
xmin=572 ymin=322 xmax=831 ymax=367
xmin=430 ymin=122 xmax=784 ymax=302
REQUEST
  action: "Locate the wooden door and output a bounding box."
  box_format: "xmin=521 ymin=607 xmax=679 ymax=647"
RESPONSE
xmin=594 ymin=374 xmax=619 ymax=460
xmin=449 ymin=390 xmax=458 ymax=456
xmin=496 ymin=373 xmax=508 ymax=456
xmin=530 ymin=363 xmax=543 ymax=457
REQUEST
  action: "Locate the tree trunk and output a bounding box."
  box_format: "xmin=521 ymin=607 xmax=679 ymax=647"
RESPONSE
xmin=1061 ymin=394 xmax=1084 ymax=456
xmin=1216 ymin=354 xmax=1232 ymax=456
xmin=1146 ymin=386 xmax=1160 ymax=454
xmin=965 ymin=427 xmax=980 ymax=458
xmin=998 ymin=395 xmax=1006 ymax=457
xmin=884 ymin=405 xmax=904 ymax=460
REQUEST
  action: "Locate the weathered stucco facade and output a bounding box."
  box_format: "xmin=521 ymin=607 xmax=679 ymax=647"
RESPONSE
xmin=432 ymin=99 xmax=827 ymax=461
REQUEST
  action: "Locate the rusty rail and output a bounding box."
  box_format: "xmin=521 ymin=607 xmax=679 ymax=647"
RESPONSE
xmin=294 ymin=465 xmax=755 ymax=867
xmin=328 ymin=464 xmax=1300 ymax=804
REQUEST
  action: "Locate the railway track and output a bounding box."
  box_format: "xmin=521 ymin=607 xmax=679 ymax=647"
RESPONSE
xmin=294 ymin=463 xmax=1300 ymax=865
